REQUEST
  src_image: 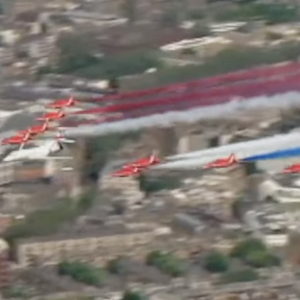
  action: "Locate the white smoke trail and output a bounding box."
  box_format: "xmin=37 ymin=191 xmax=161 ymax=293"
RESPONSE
xmin=154 ymin=132 xmax=300 ymax=170
xmin=166 ymin=131 xmax=300 ymax=162
xmin=66 ymin=91 xmax=300 ymax=138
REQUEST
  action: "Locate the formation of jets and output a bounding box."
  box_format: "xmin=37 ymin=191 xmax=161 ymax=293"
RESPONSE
xmin=111 ymin=153 xmax=242 ymax=177
xmin=111 ymin=150 xmax=300 ymax=177
xmin=1 ymin=96 xmax=77 ymax=162
xmin=2 ymin=92 xmax=299 ymax=172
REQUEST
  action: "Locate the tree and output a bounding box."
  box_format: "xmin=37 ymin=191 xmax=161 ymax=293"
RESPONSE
xmin=222 ymin=268 xmax=259 ymax=283
xmin=203 ymin=251 xmax=229 ymax=273
xmin=230 ymin=238 xmax=267 ymax=258
xmin=245 ymin=251 xmax=281 ymax=268
xmin=146 ymin=251 xmax=187 ymax=277
xmin=146 ymin=250 xmax=165 ymax=265
xmin=213 ymin=3 xmax=299 ymax=24
xmin=58 ymin=261 xmax=107 ymax=286
xmin=122 ymin=290 xmax=147 ymax=300
xmin=106 ymin=257 xmax=127 ymax=275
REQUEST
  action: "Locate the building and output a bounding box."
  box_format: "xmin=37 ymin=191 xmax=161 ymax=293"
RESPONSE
xmin=15 ymin=224 xmax=168 ymax=267
xmin=0 ymin=239 xmax=10 ymax=289
xmin=0 ymin=161 xmax=17 ymax=185
xmin=174 ymin=166 xmax=247 ymax=219
xmin=0 ymin=214 xmax=14 ymax=234
xmin=19 ymin=34 xmax=57 ymax=61
xmin=160 ymin=37 xmax=232 ymax=58
xmin=101 ymin=174 xmax=144 ymax=205
xmin=2 ymin=0 xmax=42 ymax=19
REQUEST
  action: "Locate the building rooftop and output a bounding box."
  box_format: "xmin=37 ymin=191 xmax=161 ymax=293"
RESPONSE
xmin=17 ymin=222 xmax=158 ymax=244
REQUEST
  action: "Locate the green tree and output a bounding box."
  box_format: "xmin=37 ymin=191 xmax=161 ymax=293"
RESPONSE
xmin=146 ymin=250 xmax=164 ymax=265
xmin=122 ymin=290 xmax=147 ymax=300
xmin=58 ymin=261 xmax=107 ymax=286
xmin=106 ymin=257 xmax=127 ymax=275
xmin=245 ymin=251 xmax=281 ymax=268
xmin=213 ymin=3 xmax=299 ymax=24
xmin=230 ymin=238 xmax=267 ymax=258
xmin=203 ymin=251 xmax=229 ymax=273
xmin=145 ymin=251 xmax=187 ymax=277
xmin=222 ymin=268 xmax=259 ymax=283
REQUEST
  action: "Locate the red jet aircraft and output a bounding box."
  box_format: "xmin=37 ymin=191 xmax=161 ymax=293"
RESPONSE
xmin=204 ymin=154 xmax=238 ymax=169
xmin=124 ymin=154 xmax=160 ymax=169
xmin=37 ymin=110 xmax=66 ymax=122
xmin=283 ymin=164 xmax=300 ymax=173
xmin=111 ymin=166 xmax=141 ymax=177
xmin=17 ymin=121 xmax=50 ymax=136
xmin=47 ymin=96 xmax=78 ymax=109
xmin=2 ymin=132 xmax=31 ymax=147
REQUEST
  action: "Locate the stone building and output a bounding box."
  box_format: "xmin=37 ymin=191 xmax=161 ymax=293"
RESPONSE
xmin=0 ymin=239 xmax=11 ymax=288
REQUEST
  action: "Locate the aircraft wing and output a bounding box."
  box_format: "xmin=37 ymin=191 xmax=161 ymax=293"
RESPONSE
xmin=43 ymin=156 xmax=73 ymax=160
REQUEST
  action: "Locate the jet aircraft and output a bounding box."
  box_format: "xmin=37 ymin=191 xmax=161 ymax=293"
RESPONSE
xmin=2 ymin=132 xmax=32 ymax=149
xmin=47 ymin=96 xmax=78 ymax=109
xmin=111 ymin=166 xmax=141 ymax=177
xmin=17 ymin=121 xmax=50 ymax=136
xmin=37 ymin=110 xmax=66 ymax=122
xmin=203 ymin=154 xmax=238 ymax=169
xmin=3 ymin=133 xmax=75 ymax=162
xmin=124 ymin=154 xmax=160 ymax=169
xmin=282 ymin=164 xmax=300 ymax=173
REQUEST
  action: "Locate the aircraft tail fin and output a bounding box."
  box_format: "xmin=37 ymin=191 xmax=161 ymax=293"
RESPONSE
xmin=55 ymin=130 xmax=75 ymax=144
xmin=18 ymin=133 xmax=30 ymax=150
xmin=229 ymin=153 xmax=237 ymax=163
xmin=69 ymin=94 xmax=78 ymax=104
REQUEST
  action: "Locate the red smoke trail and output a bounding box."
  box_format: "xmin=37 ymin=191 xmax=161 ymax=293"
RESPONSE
xmin=91 ymin=62 xmax=300 ymax=104
xmin=77 ymin=72 xmax=300 ymax=116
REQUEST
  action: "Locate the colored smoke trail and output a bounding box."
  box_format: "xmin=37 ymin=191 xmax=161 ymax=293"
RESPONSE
xmin=66 ymin=91 xmax=300 ymax=138
xmin=91 ymin=62 xmax=300 ymax=104
xmin=242 ymin=146 xmax=300 ymax=162
xmin=155 ymin=133 xmax=300 ymax=170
